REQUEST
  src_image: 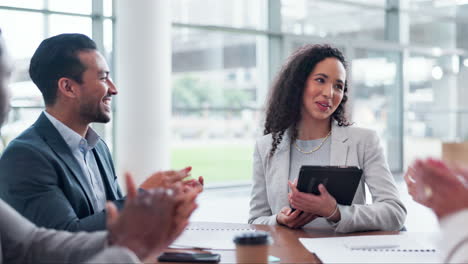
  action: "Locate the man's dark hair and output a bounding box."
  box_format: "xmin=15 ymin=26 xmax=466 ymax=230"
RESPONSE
xmin=29 ymin=33 xmax=97 ymax=105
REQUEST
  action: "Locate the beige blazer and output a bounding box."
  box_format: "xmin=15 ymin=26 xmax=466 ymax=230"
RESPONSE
xmin=0 ymin=199 xmax=139 ymax=264
xmin=248 ymin=122 xmax=407 ymax=233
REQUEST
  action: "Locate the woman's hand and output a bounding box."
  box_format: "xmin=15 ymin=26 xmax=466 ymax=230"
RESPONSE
xmin=276 ymin=206 xmax=317 ymax=229
xmin=288 ymin=180 xmax=340 ymax=222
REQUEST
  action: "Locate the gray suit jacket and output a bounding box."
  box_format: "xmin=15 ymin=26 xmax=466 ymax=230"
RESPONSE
xmin=248 ymin=122 xmax=407 ymax=233
xmin=0 ymin=199 xmax=139 ymax=264
xmin=0 ymin=113 xmax=124 ymax=232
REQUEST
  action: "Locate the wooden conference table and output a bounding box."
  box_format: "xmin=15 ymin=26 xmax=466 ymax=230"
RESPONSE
xmin=163 ymin=222 xmax=401 ymax=263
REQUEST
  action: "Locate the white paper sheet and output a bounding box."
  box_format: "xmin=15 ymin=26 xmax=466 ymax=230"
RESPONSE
xmin=171 ymin=227 xmax=257 ymax=250
xmin=299 ymin=233 xmax=441 ymax=263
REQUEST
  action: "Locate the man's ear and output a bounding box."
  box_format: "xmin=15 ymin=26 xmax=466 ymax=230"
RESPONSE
xmin=57 ymin=77 xmax=79 ymax=99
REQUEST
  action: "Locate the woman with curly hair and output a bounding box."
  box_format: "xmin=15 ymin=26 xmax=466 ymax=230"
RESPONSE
xmin=248 ymin=44 xmax=406 ymax=233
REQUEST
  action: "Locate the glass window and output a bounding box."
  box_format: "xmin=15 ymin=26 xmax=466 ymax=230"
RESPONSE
xmin=404 ymin=53 xmax=460 ymax=167
xmin=408 ymin=0 xmax=457 ymax=14
xmin=0 ymin=2 xmax=108 ymax=150
xmin=0 ymin=9 xmax=42 ymax=107
xmin=2 ymin=108 xmax=43 ymax=148
xmin=171 ymin=0 xmax=267 ymax=30
xmin=281 ymin=0 xmax=385 ymax=40
xmin=455 ymin=5 xmax=468 ymax=51
xmin=48 ymin=14 xmax=92 ymax=38
xmin=103 ymin=0 xmax=113 ymax=17
xmin=407 ymin=0 xmax=468 ymax=49
xmin=0 ymin=0 xmax=44 ymax=9
xmin=0 ymin=10 xmax=44 ymax=60
xmin=351 ymin=49 xmax=402 ymax=171
xmin=0 ymin=9 xmax=45 ymax=149
xmin=48 ymin=0 xmax=92 ymax=15
xmin=103 ymin=19 xmax=113 ymax=59
xmin=171 ymin=28 xmax=266 ymax=184
xmin=409 ymin=14 xmax=457 ymax=48
xmin=344 ymin=0 xmax=385 ymax=7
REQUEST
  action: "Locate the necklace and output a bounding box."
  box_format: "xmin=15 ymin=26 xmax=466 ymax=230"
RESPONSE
xmin=293 ymin=131 xmax=331 ymax=154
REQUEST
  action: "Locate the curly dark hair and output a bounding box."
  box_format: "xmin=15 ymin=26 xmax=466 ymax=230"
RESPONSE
xmin=264 ymin=44 xmax=351 ymax=157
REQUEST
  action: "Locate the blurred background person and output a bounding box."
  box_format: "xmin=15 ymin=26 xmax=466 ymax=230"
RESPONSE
xmin=405 ymin=158 xmax=468 ymax=263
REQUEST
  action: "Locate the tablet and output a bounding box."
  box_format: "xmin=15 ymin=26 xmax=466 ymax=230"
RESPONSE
xmin=296 ymin=166 xmax=363 ymax=205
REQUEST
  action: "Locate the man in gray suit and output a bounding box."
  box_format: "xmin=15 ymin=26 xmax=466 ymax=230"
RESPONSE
xmin=0 ymin=29 xmax=197 ymax=264
xmin=0 ymin=33 xmax=200 ymax=231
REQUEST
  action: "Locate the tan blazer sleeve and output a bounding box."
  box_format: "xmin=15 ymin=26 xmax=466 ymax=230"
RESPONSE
xmin=334 ymin=130 xmax=406 ymax=233
xmin=0 ymin=200 xmax=140 ymax=263
xmin=248 ymin=141 xmax=278 ymax=225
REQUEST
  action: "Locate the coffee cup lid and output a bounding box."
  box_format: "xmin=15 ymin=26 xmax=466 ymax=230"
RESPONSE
xmin=233 ymin=231 xmax=270 ymax=245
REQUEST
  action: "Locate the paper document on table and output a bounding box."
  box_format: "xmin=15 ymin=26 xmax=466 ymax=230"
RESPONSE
xmin=299 ymin=233 xmax=441 ymax=263
xmin=172 ymin=226 xmax=257 ymax=250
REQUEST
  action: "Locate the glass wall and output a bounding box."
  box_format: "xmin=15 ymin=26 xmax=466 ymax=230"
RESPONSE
xmin=171 ymin=0 xmax=267 ymax=30
xmin=352 ymin=50 xmax=402 ymax=171
xmin=281 ymin=0 xmax=386 ymax=40
xmin=170 ymin=0 xmax=468 ymax=185
xmin=1 ymin=0 xmax=468 ymax=185
xmin=0 ymin=0 xmax=113 ymax=149
xmin=404 ymin=53 xmax=461 ymax=164
xmin=170 ymin=1 xmax=268 ymax=184
xmin=170 ymin=28 xmax=266 ymax=183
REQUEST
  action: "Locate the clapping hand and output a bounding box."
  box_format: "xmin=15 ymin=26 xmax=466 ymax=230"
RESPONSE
xmin=183 ymin=176 xmax=204 ymax=193
xmin=140 ymin=167 xmax=191 ymax=190
xmin=106 ymin=172 xmax=199 ymax=262
xmin=405 ymin=158 xmax=468 ymax=220
xmin=140 ymin=167 xmax=204 ymax=193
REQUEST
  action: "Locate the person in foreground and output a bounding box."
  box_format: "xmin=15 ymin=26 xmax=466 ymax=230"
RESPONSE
xmin=0 ymin=33 xmax=203 ymax=232
xmin=405 ymin=158 xmax=468 ymax=263
xmin=248 ymin=44 xmax=406 ymax=233
xmin=0 ymin=29 xmax=198 ymax=264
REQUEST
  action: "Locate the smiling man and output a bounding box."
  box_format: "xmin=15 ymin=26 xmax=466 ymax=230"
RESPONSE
xmin=0 ymin=33 xmax=196 ymax=232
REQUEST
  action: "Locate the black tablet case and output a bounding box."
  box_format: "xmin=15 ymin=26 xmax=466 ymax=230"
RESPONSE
xmin=297 ymin=166 xmax=363 ymax=205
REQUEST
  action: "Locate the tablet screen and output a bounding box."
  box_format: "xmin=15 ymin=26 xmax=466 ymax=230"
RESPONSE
xmin=297 ymin=166 xmax=363 ymax=205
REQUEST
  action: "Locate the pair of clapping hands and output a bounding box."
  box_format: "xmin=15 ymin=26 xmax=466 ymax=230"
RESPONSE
xmin=405 ymin=158 xmax=468 ymax=220
xmin=106 ymin=172 xmax=199 ymax=262
xmin=139 ymin=166 xmax=204 ymax=193
xmin=276 ymin=179 xmax=340 ymax=229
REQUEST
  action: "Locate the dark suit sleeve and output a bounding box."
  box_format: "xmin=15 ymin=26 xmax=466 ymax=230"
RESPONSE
xmin=0 ymin=142 xmax=110 ymax=232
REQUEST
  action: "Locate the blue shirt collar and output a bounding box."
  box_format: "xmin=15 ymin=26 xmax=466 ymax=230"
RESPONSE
xmin=43 ymin=111 xmax=100 ymax=153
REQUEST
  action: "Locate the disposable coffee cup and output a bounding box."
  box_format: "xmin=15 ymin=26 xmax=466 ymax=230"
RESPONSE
xmin=233 ymin=231 xmax=270 ymax=264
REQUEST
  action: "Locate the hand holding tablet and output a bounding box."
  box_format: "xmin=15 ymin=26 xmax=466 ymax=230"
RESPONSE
xmin=296 ymin=166 xmax=363 ymax=205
